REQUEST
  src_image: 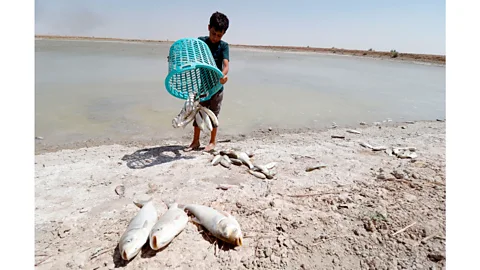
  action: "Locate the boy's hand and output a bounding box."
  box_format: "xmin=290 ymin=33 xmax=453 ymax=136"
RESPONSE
xmin=220 ymin=75 xmax=228 ymax=85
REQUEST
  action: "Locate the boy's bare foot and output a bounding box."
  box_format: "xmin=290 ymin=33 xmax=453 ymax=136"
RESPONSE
xmin=204 ymin=142 xmax=216 ymax=152
xmin=184 ymin=142 xmax=200 ymax=152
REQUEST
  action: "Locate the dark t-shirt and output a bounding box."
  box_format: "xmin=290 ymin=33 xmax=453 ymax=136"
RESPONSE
xmin=198 ymin=36 xmax=229 ymax=71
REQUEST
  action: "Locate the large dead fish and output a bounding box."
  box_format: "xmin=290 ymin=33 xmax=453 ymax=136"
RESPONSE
xmin=118 ymin=198 xmax=158 ymax=261
xmin=195 ymin=110 xmax=206 ymax=131
xmin=184 ymin=204 xmax=243 ymax=247
xmin=199 ymin=106 xmax=219 ymax=127
xmin=149 ymin=203 xmax=188 ymax=250
xmin=199 ymin=110 xmax=213 ymax=132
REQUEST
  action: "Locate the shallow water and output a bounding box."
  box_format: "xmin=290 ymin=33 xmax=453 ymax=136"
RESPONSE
xmin=35 ymin=39 xmax=445 ymax=146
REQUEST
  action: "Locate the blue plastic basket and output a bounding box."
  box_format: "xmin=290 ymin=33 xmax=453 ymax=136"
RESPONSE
xmin=164 ymin=38 xmax=224 ymax=102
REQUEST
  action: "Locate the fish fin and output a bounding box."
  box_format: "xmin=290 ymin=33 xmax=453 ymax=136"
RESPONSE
xmin=143 ymin=220 xmax=149 ymax=229
xmin=190 ymin=217 xmax=201 ymax=225
xmin=218 ymin=209 xmax=232 ymax=218
xmin=133 ymin=196 xmax=153 ymax=208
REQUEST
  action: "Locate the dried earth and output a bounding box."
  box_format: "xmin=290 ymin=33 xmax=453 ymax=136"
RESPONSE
xmin=35 ymin=121 xmax=446 ymax=269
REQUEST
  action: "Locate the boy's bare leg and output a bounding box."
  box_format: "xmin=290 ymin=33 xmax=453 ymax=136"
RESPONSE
xmin=204 ymin=127 xmax=217 ymax=152
xmin=185 ymin=126 xmax=201 ymax=151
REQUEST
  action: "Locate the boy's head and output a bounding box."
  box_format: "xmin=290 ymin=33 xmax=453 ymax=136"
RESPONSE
xmin=208 ymin=12 xmax=229 ymax=44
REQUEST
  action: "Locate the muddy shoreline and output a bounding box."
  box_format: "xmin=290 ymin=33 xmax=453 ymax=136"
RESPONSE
xmin=35 ymin=35 xmax=446 ymax=65
xmin=34 ymin=120 xmax=443 ymax=155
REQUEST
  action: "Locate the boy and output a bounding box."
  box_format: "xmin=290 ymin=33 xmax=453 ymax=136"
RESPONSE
xmin=185 ymin=11 xmax=230 ymax=152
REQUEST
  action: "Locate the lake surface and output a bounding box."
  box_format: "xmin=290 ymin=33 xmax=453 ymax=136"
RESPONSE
xmin=35 ymin=39 xmax=445 ymax=146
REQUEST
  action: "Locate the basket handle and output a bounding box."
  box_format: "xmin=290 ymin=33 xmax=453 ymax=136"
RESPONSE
xmin=180 ymin=63 xmax=195 ymax=70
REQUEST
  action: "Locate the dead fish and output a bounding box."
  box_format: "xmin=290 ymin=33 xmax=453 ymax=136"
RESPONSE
xmin=346 ymin=129 xmax=361 ymax=134
xmin=230 ymin=158 xmax=243 ymax=166
xmin=195 ymin=111 xmax=206 ymax=132
xmin=394 ymin=149 xmax=418 ymax=159
xmin=118 ymin=198 xmax=158 ymax=261
xmin=184 ymin=204 xmax=243 ymax=246
xmin=211 ymin=155 xmax=222 ymax=166
xmin=236 ymin=151 xmax=254 ymax=169
xmin=149 ymin=203 xmax=188 ymax=250
xmin=199 ymin=110 xmax=213 ymax=132
xmin=217 ymin=184 xmax=235 ymax=190
xmin=253 ymin=164 xmax=273 ymax=179
xmin=331 ymin=135 xmax=345 ymax=139
xmin=220 ymin=158 xmax=231 ymax=168
xmin=221 ymin=150 xmax=238 ymax=159
xmin=248 ymin=169 xmax=266 ymax=179
xmin=222 ymin=155 xmax=232 ymax=164
xmin=360 ymin=142 xmax=387 ymax=151
xmin=359 ymin=142 xmax=374 ymax=149
xmin=305 ymin=164 xmax=327 ymax=172
xmin=371 ymin=146 xmax=387 ymax=151
xmin=405 ymin=121 xmax=415 ymax=124
xmin=199 ymin=106 xmax=219 ymax=127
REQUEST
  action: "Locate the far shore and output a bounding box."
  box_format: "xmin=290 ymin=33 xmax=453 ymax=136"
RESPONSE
xmin=35 ymin=35 xmax=446 ymax=65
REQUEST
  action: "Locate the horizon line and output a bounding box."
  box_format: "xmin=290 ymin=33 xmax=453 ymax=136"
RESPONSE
xmin=35 ymin=34 xmax=446 ymax=58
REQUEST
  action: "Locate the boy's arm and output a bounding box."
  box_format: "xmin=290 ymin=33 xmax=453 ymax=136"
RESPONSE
xmin=220 ymin=44 xmax=229 ymax=84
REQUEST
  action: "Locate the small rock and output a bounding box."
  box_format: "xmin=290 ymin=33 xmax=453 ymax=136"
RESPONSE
xmin=147 ymin=183 xmax=158 ymax=194
xmin=404 ymin=193 xmax=417 ymax=202
xmin=35 ymin=136 xmax=44 ymax=140
xmin=392 ymin=170 xmax=405 ymax=179
xmin=79 ymin=208 xmax=89 ymax=213
xmin=360 ymin=122 xmax=366 ymax=125
xmin=57 ymin=225 xmax=71 ymax=238
xmin=270 ymin=254 xmax=281 ymax=264
xmin=268 ymin=127 xmax=273 ymax=131
xmin=264 ymin=247 xmax=273 ymax=257
xmin=115 ymin=185 xmax=125 ymax=196
xmin=427 ymin=253 xmax=445 ymax=262
xmin=401 ymin=126 xmax=406 ymax=129
xmin=377 ymin=174 xmax=386 ymax=180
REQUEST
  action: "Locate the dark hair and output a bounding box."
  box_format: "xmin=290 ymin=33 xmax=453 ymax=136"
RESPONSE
xmin=209 ymin=12 xmax=229 ymax=33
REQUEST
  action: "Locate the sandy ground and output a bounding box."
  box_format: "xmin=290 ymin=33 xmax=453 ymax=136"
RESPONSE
xmin=35 ymin=121 xmax=446 ymax=270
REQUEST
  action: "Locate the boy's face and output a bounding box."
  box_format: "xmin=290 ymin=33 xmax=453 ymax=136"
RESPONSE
xmin=208 ymin=25 xmax=225 ymax=44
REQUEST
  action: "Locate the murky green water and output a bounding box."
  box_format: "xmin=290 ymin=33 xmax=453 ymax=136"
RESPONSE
xmin=35 ymin=39 xmax=445 ymax=146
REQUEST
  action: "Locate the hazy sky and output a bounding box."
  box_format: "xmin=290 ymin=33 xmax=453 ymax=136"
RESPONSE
xmin=35 ymin=0 xmax=445 ymax=54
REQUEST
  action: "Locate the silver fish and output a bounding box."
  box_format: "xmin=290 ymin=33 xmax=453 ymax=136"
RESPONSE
xmin=200 ymin=110 xmax=213 ymax=132
xmin=184 ymin=204 xmax=243 ymax=246
xmin=347 ymin=129 xmax=361 ymax=134
xmin=211 ymin=155 xmax=223 ymax=166
xmin=149 ymin=203 xmax=188 ymax=250
xmin=199 ymin=106 xmax=219 ymax=127
xmin=229 ymin=158 xmax=243 ymax=166
xmin=248 ymin=169 xmax=266 ymax=179
xmin=235 ymin=151 xmax=254 ymax=169
xmin=220 ymin=158 xmax=231 ymax=168
xmin=222 ymin=155 xmax=232 ymax=164
xmin=253 ymin=164 xmax=273 ymax=179
xmin=195 ymin=111 xmax=205 ymax=131
xmin=118 ymin=198 xmax=158 ymax=261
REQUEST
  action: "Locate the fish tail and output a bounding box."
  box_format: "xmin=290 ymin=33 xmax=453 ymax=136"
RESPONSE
xmin=133 ymin=197 xmax=153 ymax=208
